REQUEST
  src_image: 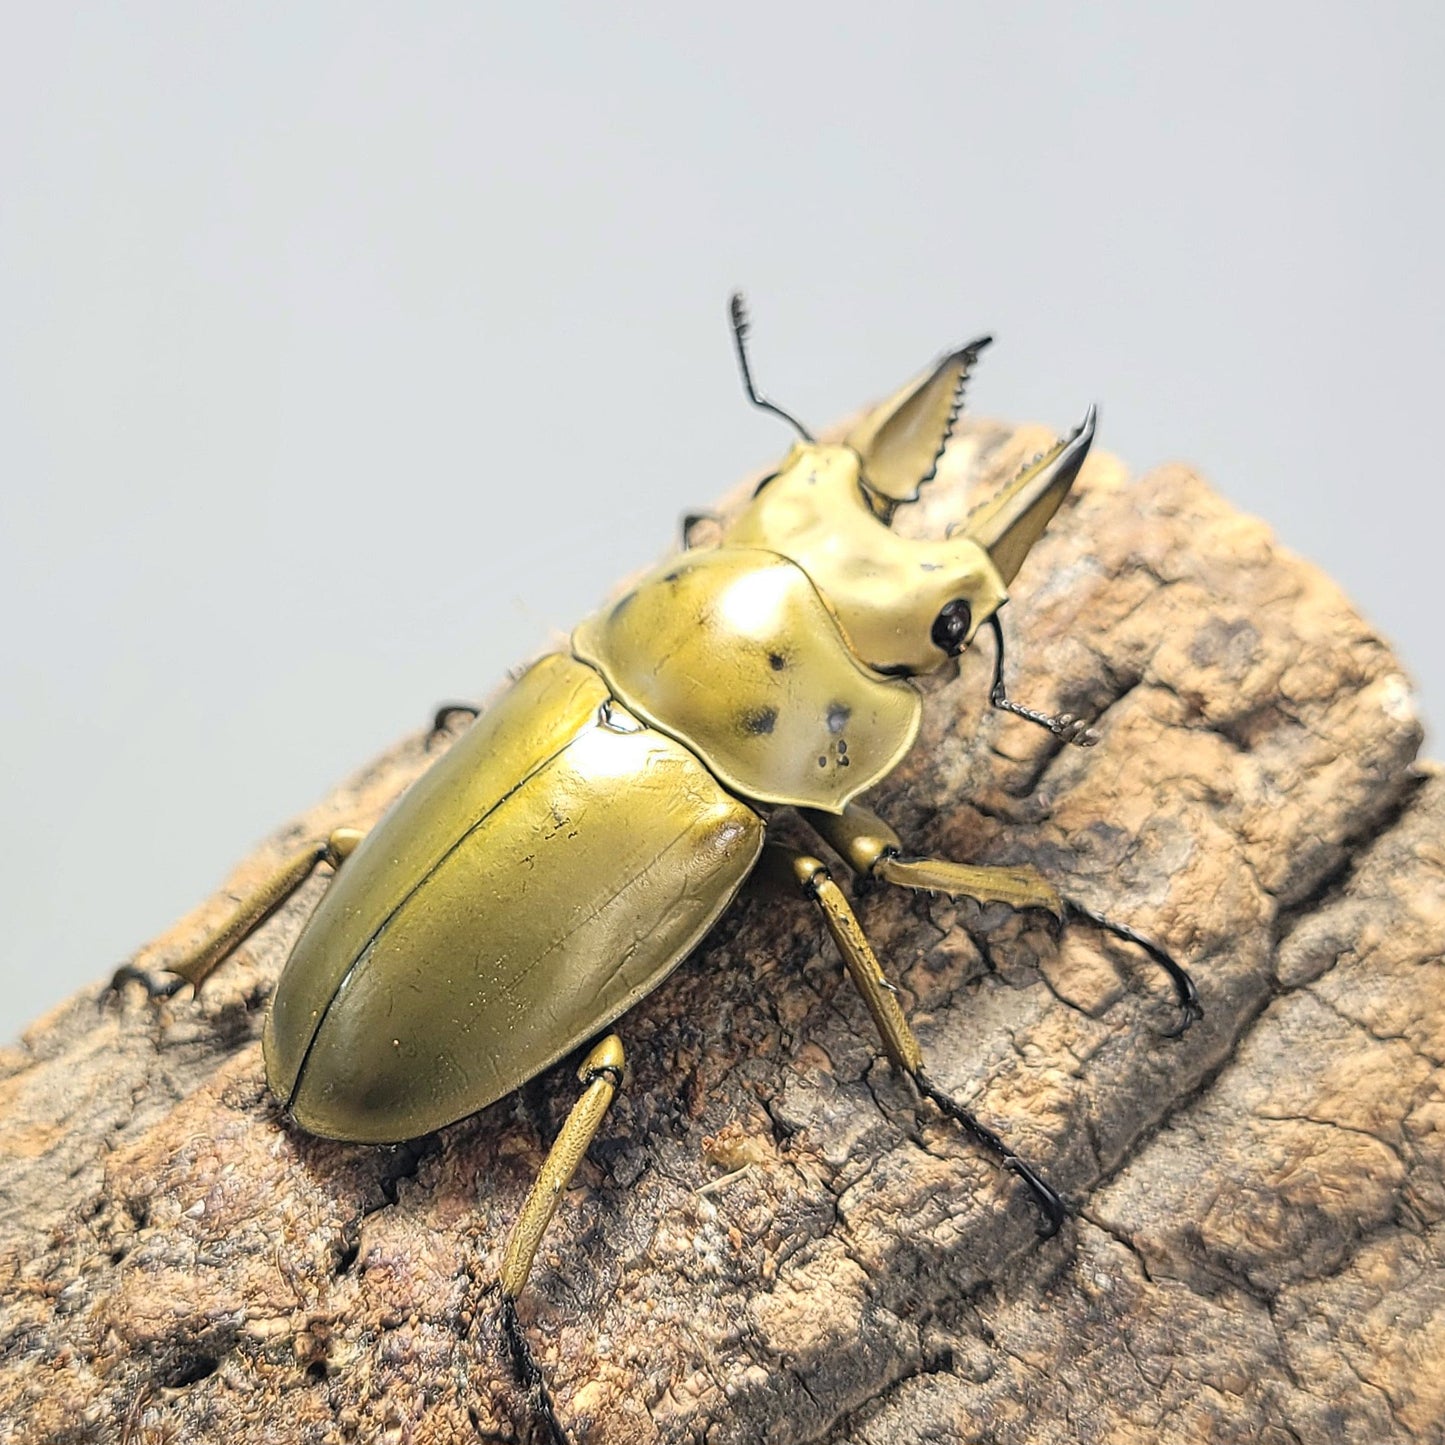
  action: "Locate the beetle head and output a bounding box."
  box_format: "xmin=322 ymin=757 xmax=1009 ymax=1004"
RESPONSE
xmin=723 ymin=337 xmax=1097 ymax=676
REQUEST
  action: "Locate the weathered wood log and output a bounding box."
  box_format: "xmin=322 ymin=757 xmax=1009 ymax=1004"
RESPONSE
xmin=1 ymin=419 xmax=1439 ymax=1445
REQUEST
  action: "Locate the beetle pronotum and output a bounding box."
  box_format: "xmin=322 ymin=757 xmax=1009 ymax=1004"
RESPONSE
xmin=114 ymin=297 xmax=1199 ymax=1442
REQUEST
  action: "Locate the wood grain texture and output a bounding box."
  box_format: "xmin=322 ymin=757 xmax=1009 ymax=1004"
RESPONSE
xmin=1 ymin=420 xmax=1438 ymax=1445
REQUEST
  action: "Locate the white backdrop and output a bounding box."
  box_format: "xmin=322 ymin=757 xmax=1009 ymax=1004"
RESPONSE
xmin=2 ymin=3 xmax=1441 ymax=1037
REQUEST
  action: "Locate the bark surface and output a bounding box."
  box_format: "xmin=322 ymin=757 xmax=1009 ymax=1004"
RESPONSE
xmin=0 ymin=421 xmax=1439 ymax=1445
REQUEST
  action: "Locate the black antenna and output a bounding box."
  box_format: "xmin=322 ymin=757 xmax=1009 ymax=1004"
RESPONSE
xmin=988 ymin=614 xmax=1098 ymax=747
xmin=728 ymin=292 xmax=815 ymax=442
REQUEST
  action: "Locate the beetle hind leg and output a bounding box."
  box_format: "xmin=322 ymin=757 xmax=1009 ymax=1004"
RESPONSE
xmin=803 ymin=802 xmax=1201 ymax=1033
xmin=106 ymin=826 xmax=365 ymax=1001
xmin=499 ymin=1034 xmax=626 ymax=1445
xmin=763 ymin=845 xmax=1064 ymax=1236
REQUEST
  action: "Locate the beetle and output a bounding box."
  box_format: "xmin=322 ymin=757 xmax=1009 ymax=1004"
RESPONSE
xmin=114 ymin=295 xmax=1199 ymax=1443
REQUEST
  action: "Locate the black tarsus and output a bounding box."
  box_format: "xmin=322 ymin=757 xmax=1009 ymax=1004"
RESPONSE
xmin=500 ymin=1294 xmax=572 ymax=1445
xmin=1065 ymin=898 xmax=1204 ymax=1037
xmin=987 ymin=614 xmax=1098 ymax=747
xmin=728 ymin=292 xmax=815 ymax=443
xmin=912 ymin=1068 xmax=1066 ymax=1238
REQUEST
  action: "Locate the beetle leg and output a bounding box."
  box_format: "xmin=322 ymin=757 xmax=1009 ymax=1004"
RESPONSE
xmin=762 ymin=845 xmax=1064 ymax=1237
xmin=501 ymin=1035 xmax=625 ymax=1298
xmin=802 ymin=802 xmax=1202 ymax=1032
xmin=428 ymin=701 xmax=480 ymax=743
xmin=681 ymin=510 xmax=723 ymax=549
xmin=107 ymin=827 xmax=365 ymax=999
xmin=499 ymin=1034 xmax=625 ymax=1445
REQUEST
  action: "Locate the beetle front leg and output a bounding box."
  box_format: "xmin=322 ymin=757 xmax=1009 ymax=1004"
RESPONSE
xmin=499 ymin=1034 xmax=625 ymax=1445
xmin=762 ymin=846 xmax=1064 ymax=1237
xmin=802 ymin=803 xmax=1201 ymax=1033
xmin=108 ymin=826 xmax=365 ymax=998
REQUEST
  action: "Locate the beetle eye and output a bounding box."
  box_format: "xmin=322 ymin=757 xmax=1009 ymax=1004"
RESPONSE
xmin=930 ymin=599 xmax=973 ymax=655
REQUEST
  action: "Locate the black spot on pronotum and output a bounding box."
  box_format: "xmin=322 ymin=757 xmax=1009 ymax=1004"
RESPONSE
xmin=742 ymin=707 xmax=778 ymax=736
xmin=768 ymin=651 xmax=788 ymax=671
xmin=826 ymin=702 xmax=851 ymax=734
xmin=817 ymin=755 xmax=828 ymax=768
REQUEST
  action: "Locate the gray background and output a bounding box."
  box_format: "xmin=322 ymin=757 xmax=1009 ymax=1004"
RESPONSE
xmin=2 ymin=4 xmax=1441 ymax=1040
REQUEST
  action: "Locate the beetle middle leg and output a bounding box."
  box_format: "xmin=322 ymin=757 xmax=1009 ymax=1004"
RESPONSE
xmin=498 ymin=1035 xmax=625 ymax=1445
xmin=802 ymin=802 xmax=1202 ymax=1033
xmin=762 ymin=845 xmax=1065 ymax=1236
xmin=108 ymin=826 xmax=366 ymax=998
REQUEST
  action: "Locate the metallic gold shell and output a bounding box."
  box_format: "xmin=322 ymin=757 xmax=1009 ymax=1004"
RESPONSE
xmin=572 ymin=548 xmax=921 ymax=812
xmin=264 ymin=655 xmax=763 ymax=1141
xmin=723 ymin=446 xmax=1008 ymax=673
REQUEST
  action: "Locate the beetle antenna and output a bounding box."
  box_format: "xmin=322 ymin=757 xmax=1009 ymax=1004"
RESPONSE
xmin=987 ymin=614 xmax=1099 ymax=747
xmin=728 ymin=292 xmax=815 ymax=442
